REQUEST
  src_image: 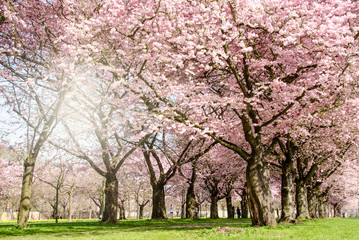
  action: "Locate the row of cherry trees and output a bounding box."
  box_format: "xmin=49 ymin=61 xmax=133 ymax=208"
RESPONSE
xmin=1 ymin=137 xmax=357 ymax=223
xmin=1 ymin=0 xmax=359 ymax=227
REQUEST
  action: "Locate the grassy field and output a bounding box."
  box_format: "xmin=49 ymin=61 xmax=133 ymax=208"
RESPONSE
xmin=0 ymin=218 xmax=358 ymax=240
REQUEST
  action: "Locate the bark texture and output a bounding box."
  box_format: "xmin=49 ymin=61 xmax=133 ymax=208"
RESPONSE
xmin=296 ymin=184 xmax=310 ymax=219
xmin=17 ymin=156 xmax=36 ymax=227
xmin=102 ymin=174 xmax=119 ymax=223
xmin=308 ymin=193 xmax=319 ymax=219
xmin=151 ymin=183 xmax=167 ymax=219
xmin=278 ymin=140 xmax=297 ymax=223
xmin=185 ymin=183 xmax=196 ymax=219
xmin=241 ymin=189 xmax=249 ymax=218
xmin=246 ymin=154 xmax=276 ymax=226
xmin=210 ymin=195 xmax=219 ymax=219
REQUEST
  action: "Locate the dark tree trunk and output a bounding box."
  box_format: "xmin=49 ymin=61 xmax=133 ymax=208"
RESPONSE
xmin=139 ymin=204 xmax=145 ymax=219
xmin=54 ymin=187 xmax=59 ymax=223
xmin=210 ymin=195 xmax=219 ymax=219
xmin=246 ymin=153 xmax=276 ymax=226
xmin=17 ymin=156 xmax=36 ymax=227
xmin=241 ymin=188 xmax=249 ymax=218
xmin=334 ymin=203 xmax=341 ymax=217
xmin=226 ymin=194 xmax=234 ymax=218
xmin=151 ymin=183 xmax=166 ymax=219
xmin=119 ymin=200 xmax=126 ymax=219
xmin=102 ymin=174 xmax=118 ymax=223
xmin=296 ymin=183 xmax=310 ymax=219
xmin=186 ymin=182 xmax=196 ymax=218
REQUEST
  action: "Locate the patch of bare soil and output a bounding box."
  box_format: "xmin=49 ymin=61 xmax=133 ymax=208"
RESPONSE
xmin=215 ymin=227 xmax=244 ymax=234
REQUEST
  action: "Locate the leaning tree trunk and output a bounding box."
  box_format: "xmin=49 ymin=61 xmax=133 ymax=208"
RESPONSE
xmin=151 ymin=183 xmax=167 ymax=219
xmin=296 ymin=183 xmax=310 ymax=219
xmin=246 ymin=152 xmax=276 ymax=226
xmin=139 ymin=204 xmax=145 ymax=219
xmin=17 ymin=155 xmax=36 ymax=227
xmin=279 ymin=159 xmax=296 ymax=223
xmin=210 ymin=195 xmax=219 ymax=219
xmin=102 ymin=174 xmax=119 ymax=223
xmin=226 ymin=194 xmax=234 ymax=218
xmin=185 ymin=182 xmax=196 ymax=219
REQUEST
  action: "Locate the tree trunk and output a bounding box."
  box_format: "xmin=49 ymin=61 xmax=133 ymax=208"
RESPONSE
xmin=226 ymin=194 xmax=234 ymax=218
xmin=99 ymin=180 xmax=106 ymax=219
xmin=118 ymin=200 xmax=126 ymax=219
xmin=318 ymin=198 xmax=324 ymax=218
xmin=296 ymin=183 xmax=310 ymax=219
xmin=308 ymin=193 xmax=319 ymax=219
xmin=334 ymin=204 xmax=341 ymax=217
xmin=241 ymin=189 xmax=249 ymax=218
xmin=279 ymin=158 xmax=296 ymax=223
xmin=151 ymin=183 xmax=166 ymax=219
xmin=246 ymin=155 xmax=276 ymax=226
xmin=185 ymin=182 xmax=196 ymax=219
xmin=139 ymin=204 xmax=145 ymax=219
xmin=102 ymin=174 xmax=118 ymax=223
xmin=324 ymin=201 xmax=330 ymax=218
xmin=54 ymin=187 xmax=59 ymax=223
xmin=210 ymin=195 xmax=219 ymax=219
xmin=17 ymin=156 xmax=36 ymax=227
xmin=68 ymin=188 xmax=73 ymax=222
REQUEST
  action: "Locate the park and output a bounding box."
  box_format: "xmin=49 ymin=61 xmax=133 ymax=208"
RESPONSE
xmin=0 ymin=0 xmax=359 ymax=239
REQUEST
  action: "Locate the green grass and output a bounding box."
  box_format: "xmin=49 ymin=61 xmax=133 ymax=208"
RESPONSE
xmin=0 ymin=218 xmax=358 ymax=239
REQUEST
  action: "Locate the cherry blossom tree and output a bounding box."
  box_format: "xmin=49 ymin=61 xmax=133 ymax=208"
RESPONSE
xmin=0 ymin=0 xmax=72 ymax=227
xmin=1 ymin=0 xmax=358 ymax=227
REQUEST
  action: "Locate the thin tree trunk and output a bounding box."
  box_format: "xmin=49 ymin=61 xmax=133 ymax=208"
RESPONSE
xmin=102 ymin=174 xmax=118 ymax=223
xmin=55 ymin=187 xmax=59 ymax=223
xmin=68 ymin=188 xmax=73 ymax=222
xmin=246 ymin=154 xmax=276 ymax=226
xmin=241 ymin=189 xmax=249 ymax=218
xmin=318 ymin=198 xmax=324 ymax=218
xmin=17 ymin=155 xmax=36 ymax=227
xmin=296 ymin=183 xmax=310 ymax=219
xmin=119 ymin=200 xmax=126 ymax=219
xmin=226 ymin=194 xmax=234 ymax=218
xmin=151 ymin=183 xmax=166 ymax=219
xmin=210 ymin=195 xmax=219 ymax=219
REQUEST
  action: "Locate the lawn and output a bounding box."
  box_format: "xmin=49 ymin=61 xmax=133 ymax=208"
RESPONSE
xmin=0 ymin=218 xmax=358 ymax=240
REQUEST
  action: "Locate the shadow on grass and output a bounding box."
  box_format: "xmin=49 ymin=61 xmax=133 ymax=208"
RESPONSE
xmin=0 ymin=218 xmax=253 ymax=238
